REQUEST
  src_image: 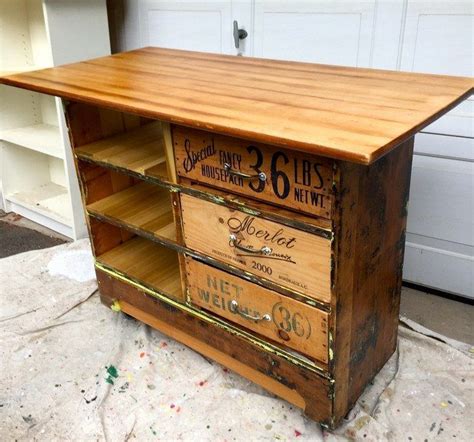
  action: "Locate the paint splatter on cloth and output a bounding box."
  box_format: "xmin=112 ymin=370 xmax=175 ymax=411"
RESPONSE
xmin=1 ymin=240 xmax=473 ymax=440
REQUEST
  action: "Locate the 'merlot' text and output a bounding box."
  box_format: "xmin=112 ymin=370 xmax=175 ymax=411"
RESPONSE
xmin=227 ymin=215 xmax=296 ymax=249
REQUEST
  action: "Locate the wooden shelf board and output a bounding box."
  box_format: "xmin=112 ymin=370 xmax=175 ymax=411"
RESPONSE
xmin=76 ymin=121 xmax=168 ymax=177
xmin=6 ymin=182 xmax=72 ymax=225
xmin=97 ymin=236 xmax=182 ymax=299
xmin=87 ymin=181 xmax=176 ymax=242
xmin=1 ymin=123 xmax=63 ymax=158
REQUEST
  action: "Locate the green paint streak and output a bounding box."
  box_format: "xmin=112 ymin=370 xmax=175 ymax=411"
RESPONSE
xmin=107 ymin=365 xmax=119 ymax=378
xmin=105 ymin=376 xmax=115 ymax=385
xmin=105 ymin=365 xmax=119 ymax=385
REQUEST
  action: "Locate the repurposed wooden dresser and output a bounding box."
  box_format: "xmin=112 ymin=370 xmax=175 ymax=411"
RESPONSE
xmin=2 ymin=48 xmax=471 ymax=428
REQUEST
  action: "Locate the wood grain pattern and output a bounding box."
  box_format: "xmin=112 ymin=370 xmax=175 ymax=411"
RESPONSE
xmin=87 ymin=181 xmax=176 ymax=242
xmin=173 ymin=125 xmax=333 ymax=218
xmin=96 ymin=270 xmax=333 ymax=425
xmin=2 ymin=47 xmax=472 ymax=164
xmin=185 ymin=257 xmax=329 ymax=363
xmin=97 ymin=236 xmax=183 ymax=300
xmin=180 ymin=193 xmax=331 ymax=303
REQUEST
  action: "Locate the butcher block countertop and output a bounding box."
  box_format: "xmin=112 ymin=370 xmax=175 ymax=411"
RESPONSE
xmin=1 ymin=47 xmax=472 ymax=164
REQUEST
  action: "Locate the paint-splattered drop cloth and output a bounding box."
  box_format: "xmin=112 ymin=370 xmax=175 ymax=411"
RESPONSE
xmin=0 ymin=240 xmax=472 ymax=440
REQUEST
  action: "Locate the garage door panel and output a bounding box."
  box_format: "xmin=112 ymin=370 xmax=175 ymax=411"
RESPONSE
xmin=253 ymin=0 xmax=377 ymax=67
xmin=414 ymin=133 xmax=474 ymax=161
xmin=406 ymin=155 xmax=474 ymax=246
xmin=423 ymin=100 xmax=474 ymax=139
xmin=137 ymin=1 xmax=234 ymax=54
xmin=404 ymin=237 xmax=473 ymax=298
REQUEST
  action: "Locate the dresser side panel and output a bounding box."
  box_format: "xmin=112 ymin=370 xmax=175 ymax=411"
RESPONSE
xmin=332 ymin=139 xmax=414 ymax=425
xmin=349 ymin=138 xmax=413 ymax=402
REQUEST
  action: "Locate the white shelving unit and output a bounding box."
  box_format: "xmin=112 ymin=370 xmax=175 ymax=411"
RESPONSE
xmin=0 ymin=0 xmax=110 ymax=239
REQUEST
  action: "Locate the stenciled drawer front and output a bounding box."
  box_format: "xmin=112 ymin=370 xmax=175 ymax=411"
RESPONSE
xmin=185 ymin=257 xmax=329 ymax=363
xmin=180 ymin=193 xmax=331 ymax=303
xmin=173 ymin=125 xmax=333 ymax=218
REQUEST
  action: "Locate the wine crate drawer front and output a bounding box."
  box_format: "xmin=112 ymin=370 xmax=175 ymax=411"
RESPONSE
xmin=173 ymin=125 xmax=333 ymax=218
xmin=180 ymin=194 xmax=331 ymax=303
xmin=185 ymin=258 xmax=329 ymax=363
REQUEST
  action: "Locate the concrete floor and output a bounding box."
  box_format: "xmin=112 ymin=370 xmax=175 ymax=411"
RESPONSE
xmin=400 ymin=287 xmax=473 ymax=344
xmin=1 ymin=211 xmax=473 ymax=345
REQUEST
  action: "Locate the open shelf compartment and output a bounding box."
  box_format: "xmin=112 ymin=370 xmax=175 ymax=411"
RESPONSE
xmin=0 ymin=87 xmax=62 ymax=158
xmin=75 ymin=120 xmax=169 ymax=181
xmin=2 ymin=142 xmax=72 ymax=228
xmin=0 ymin=0 xmax=53 ymax=73
xmin=93 ymin=220 xmax=183 ymax=301
xmin=87 ymin=180 xmax=177 ymax=243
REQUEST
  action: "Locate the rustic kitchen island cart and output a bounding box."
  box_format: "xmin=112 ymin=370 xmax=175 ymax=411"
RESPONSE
xmin=2 ymin=48 xmax=471 ymax=428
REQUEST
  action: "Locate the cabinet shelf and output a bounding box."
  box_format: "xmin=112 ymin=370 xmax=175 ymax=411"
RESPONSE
xmin=87 ymin=181 xmax=176 ymax=243
xmin=97 ymin=236 xmax=182 ymax=299
xmin=6 ymin=181 xmax=72 ymax=225
xmin=2 ymin=144 xmax=72 ymax=229
xmin=1 ymin=123 xmax=63 ymax=158
xmin=75 ymin=122 xmax=169 ymax=180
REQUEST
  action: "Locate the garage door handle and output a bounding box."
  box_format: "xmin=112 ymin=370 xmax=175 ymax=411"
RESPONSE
xmin=230 ymin=300 xmax=271 ymax=322
xmin=233 ymin=20 xmax=248 ymax=48
xmin=229 ymin=233 xmax=272 ymax=255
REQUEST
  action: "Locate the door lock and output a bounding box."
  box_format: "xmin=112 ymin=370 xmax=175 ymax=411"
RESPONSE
xmin=233 ymin=20 xmax=248 ymax=48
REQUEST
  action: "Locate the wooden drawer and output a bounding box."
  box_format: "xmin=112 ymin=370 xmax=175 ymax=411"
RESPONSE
xmin=180 ymin=193 xmax=331 ymax=303
xmin=185 ymin=257 xmax=329 ymax=363
xmin=173 ymin=125 xmax=333 ymax=218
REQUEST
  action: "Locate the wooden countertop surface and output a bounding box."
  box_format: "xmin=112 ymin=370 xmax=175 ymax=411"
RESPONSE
xmin=1 ymin=47 xmax=472 ymax=164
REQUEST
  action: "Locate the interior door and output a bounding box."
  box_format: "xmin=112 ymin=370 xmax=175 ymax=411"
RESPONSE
xmin=399 ymin=0 xmax=473 ymax=298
